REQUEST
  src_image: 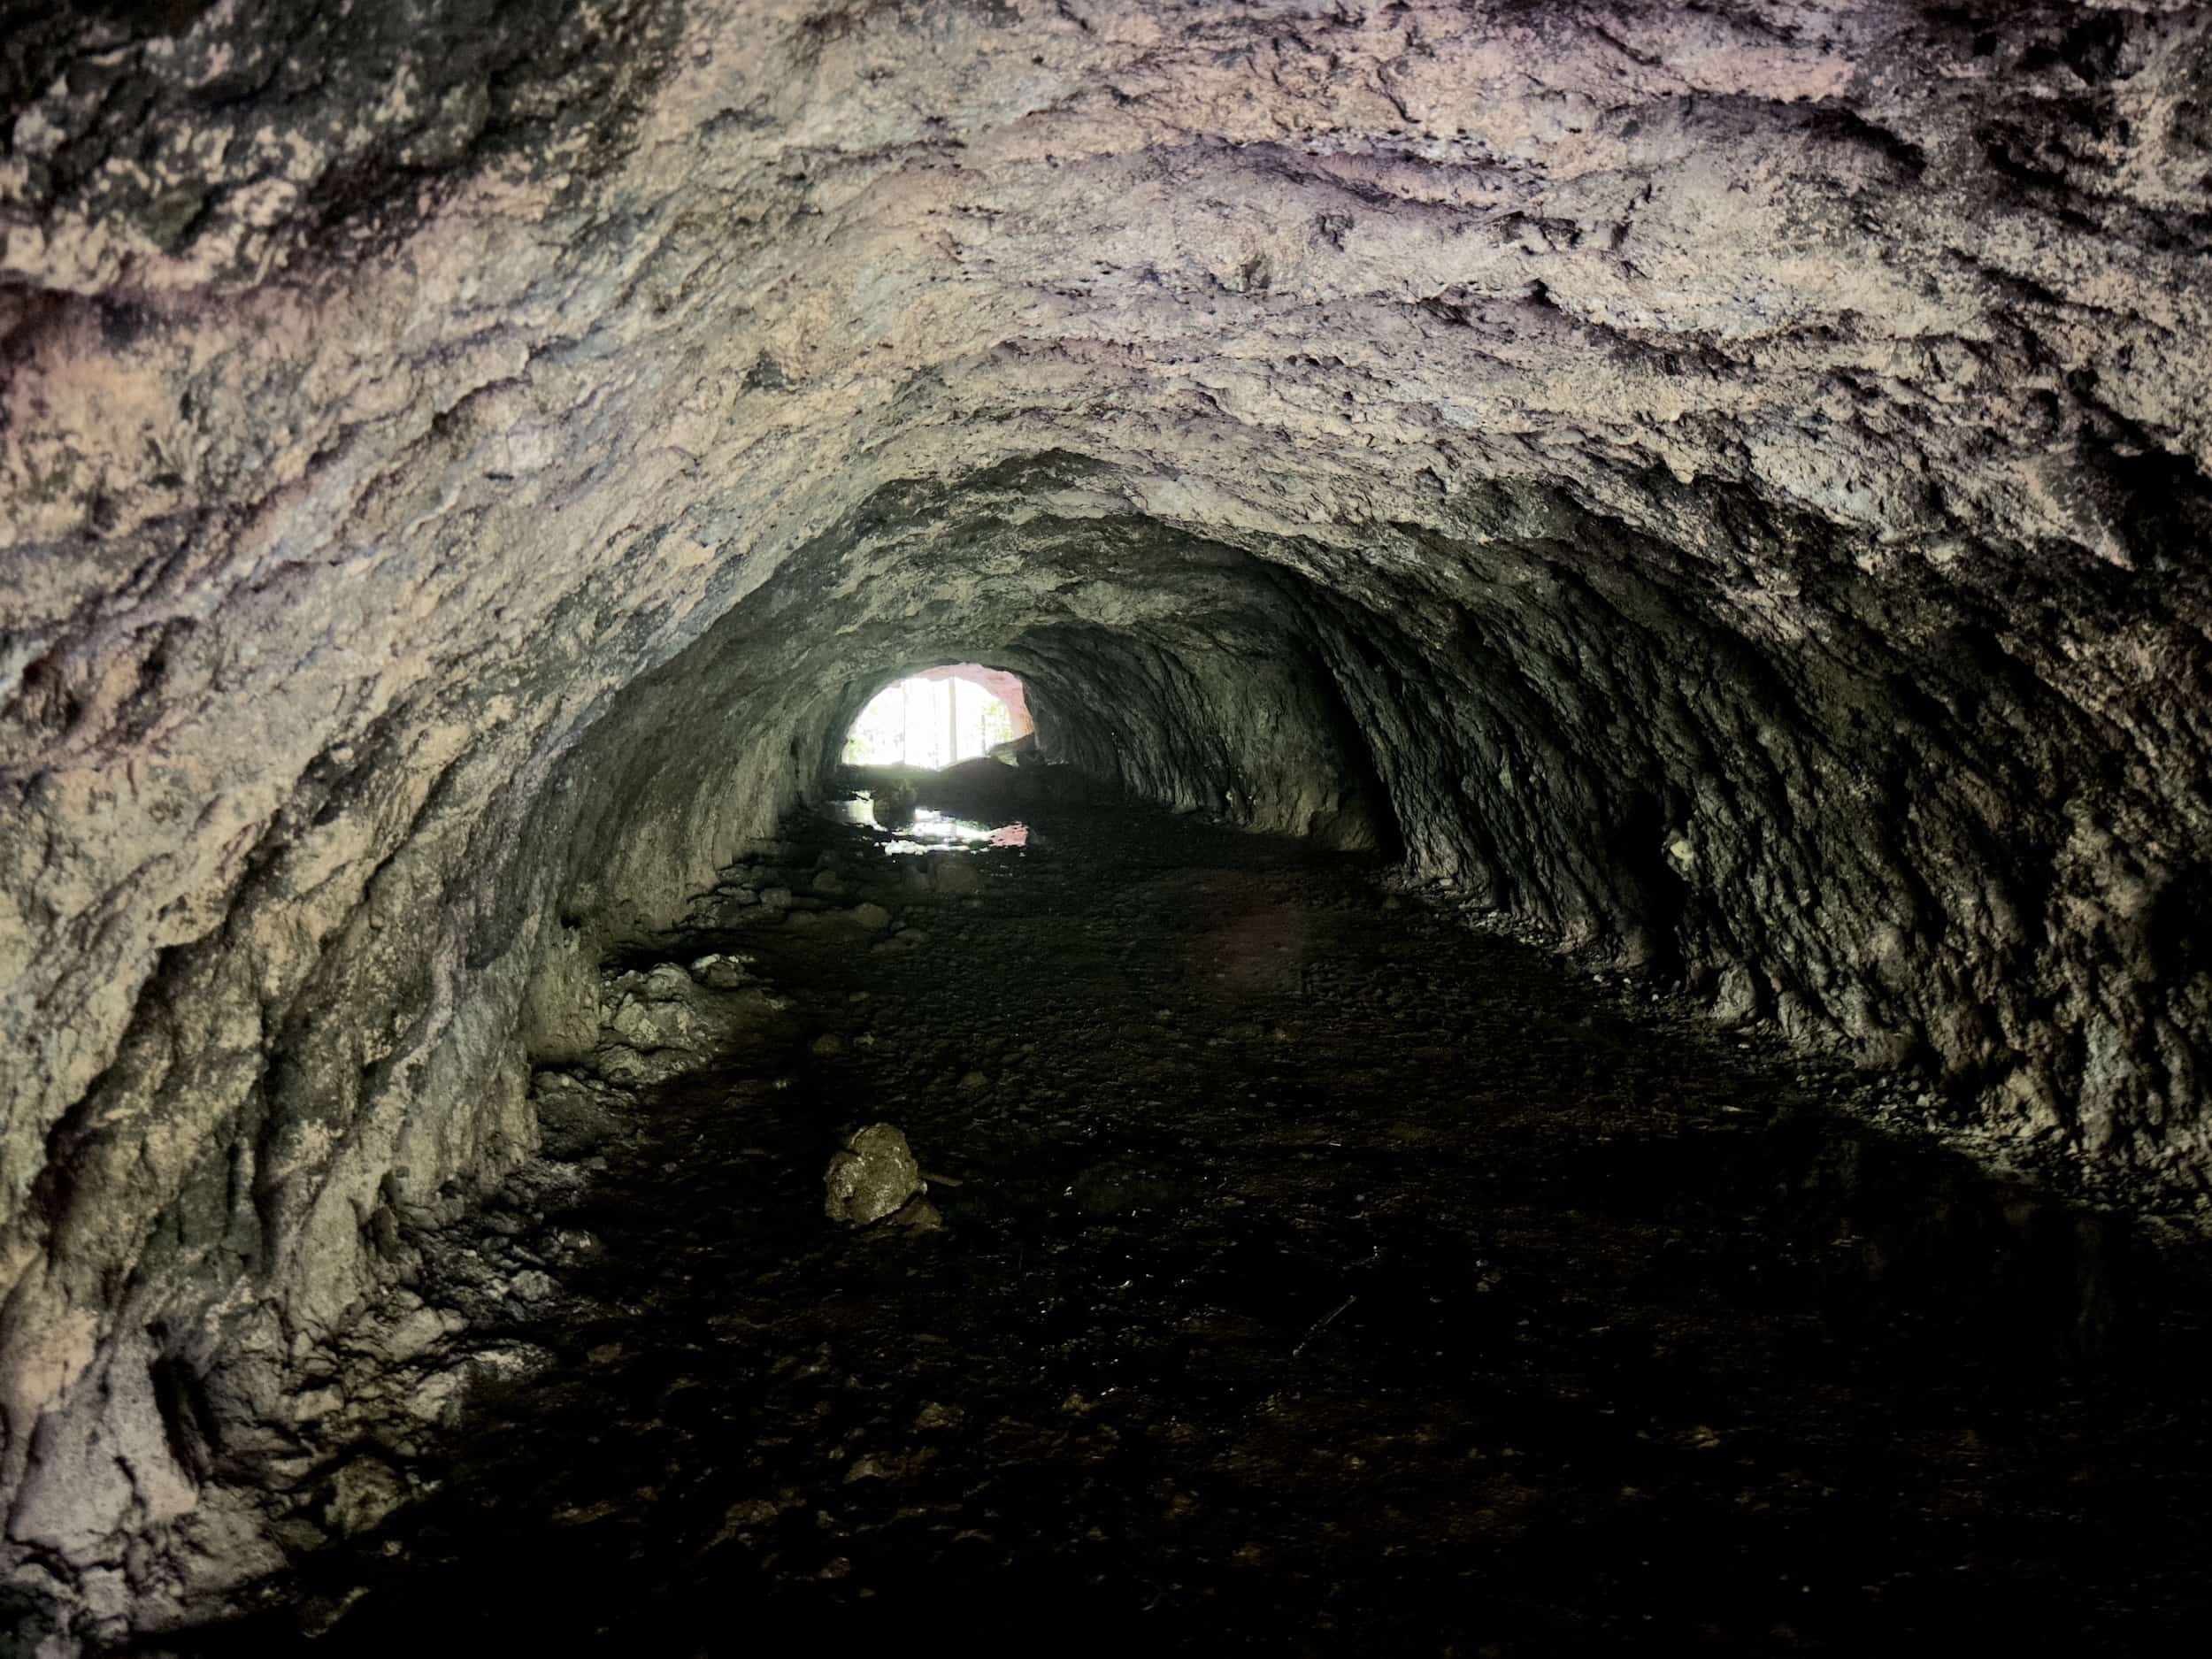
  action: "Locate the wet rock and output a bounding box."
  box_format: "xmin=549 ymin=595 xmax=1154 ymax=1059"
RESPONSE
xmin=851 ymin=902 xmax=893 ymax=932
xmin=824 ymin=1125 xmax=926 ymax=1225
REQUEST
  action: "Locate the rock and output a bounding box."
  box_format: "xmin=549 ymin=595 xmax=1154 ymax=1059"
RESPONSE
xmin=589 ymin=979 xmax=783 ymax=1085
xmin=532 ymin=1071 xmax=631 ymax=1160
xmin=547 ymin=1229 xmax=601 ymax=1263
xmin=887 ymin=1197 xmax=946 ymax=1235
xmin=759 ymin=887 xmax=795 ymax=913
xmin=689 ymin=954 xmax=757 ymax=990
xmin=810 ymin=1033 xmax=845 ymax=1058
xmin=870 ymin=779 xmax=919 ymax=829
xmin=929 ymin=859 xmax=983 ymax=897
xmin=851 ymin=902 xmax=893 ymax=932
xmin=640 ymin=964 xmax=693 ymax=1001
xmin=812 ymin=869 xmax=845 ymax=895
xmin=406 ymin=1345 xmax=554 ymax=1425
xmin=324 ymin=1458 xmax=407 ymax=1538
xmin=823 ymin=1125 xmax=926 ymax=1225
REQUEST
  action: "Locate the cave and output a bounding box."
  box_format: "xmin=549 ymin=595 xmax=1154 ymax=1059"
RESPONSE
xmin=4 ymin=0 xmax=2211 ymax=1651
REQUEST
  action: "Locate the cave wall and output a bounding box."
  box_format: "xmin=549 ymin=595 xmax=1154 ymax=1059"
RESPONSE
xmin=4 ymin=0 xmax=2210 ymax=1638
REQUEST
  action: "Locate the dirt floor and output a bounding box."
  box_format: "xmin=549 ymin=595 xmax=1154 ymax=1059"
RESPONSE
xmin=173 ymin=795 xmax=2212 ymax=1655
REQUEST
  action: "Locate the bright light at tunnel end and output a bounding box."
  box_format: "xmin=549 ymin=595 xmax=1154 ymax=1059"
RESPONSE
xmin=844 ymin=664 xmax=1033 ymax=770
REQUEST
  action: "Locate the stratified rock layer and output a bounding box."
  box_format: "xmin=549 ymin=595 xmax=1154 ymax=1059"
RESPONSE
xmin=3 ymin=0 xmax=2209 ymax=1641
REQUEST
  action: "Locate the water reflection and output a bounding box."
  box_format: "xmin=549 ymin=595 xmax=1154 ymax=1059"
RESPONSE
xmin=826 ymin=794 xmax=1029 ymax=851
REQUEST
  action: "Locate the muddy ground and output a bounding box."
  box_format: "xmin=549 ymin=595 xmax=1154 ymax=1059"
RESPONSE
xmin=169 ymin=795 xmax=2212 ymax=1655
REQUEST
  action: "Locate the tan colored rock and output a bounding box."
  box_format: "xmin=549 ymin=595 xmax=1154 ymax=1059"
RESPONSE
xmin=823 ymin=1125 xmax=926 ymax=1226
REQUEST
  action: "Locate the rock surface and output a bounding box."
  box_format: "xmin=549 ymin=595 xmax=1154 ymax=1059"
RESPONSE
xmin=823 ymin=1125 xmax=926 ymax=1227
xmin=3 ymin=0 xmax=2211 ymax=1643
xmin=116 ymin=797 xmax=2212 ymax=1654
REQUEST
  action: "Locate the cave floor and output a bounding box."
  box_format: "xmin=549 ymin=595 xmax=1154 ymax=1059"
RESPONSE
xmin=188 ymin=799 xmax=2211 ymax=1655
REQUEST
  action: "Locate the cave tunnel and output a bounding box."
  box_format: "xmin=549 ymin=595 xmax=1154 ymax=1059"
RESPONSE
xmin=4 ymin=1 xmax=2212 ymax=1651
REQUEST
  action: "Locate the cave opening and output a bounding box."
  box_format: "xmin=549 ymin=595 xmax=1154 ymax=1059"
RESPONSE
xmin=5 ymin=2 xmax=2212 ymax=1653
xmin=841 ymin=664 xmax=1035 ymax=771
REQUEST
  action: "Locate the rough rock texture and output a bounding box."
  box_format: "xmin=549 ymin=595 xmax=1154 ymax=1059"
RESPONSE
xmin=3 ymin=0 xmax=2211 ymax=1641
xmin=823 ymin=1124 xmax=926 ymax=1227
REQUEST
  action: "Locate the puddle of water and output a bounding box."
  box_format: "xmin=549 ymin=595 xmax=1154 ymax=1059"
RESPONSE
xmin=829 ymin=794 xmax=1029 ymax=851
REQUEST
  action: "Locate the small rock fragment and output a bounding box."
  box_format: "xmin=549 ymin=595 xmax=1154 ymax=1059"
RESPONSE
xmin=824 ymin=1124 xmax=926 ymax=1225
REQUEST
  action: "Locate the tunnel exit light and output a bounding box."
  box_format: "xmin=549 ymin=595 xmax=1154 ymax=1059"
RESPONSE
xmin=844 ymin=669 xmax=1027 ymax=770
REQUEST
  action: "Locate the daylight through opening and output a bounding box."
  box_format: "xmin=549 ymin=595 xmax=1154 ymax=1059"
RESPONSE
xmin=842 ymin=665 xmax=1033 ymax=770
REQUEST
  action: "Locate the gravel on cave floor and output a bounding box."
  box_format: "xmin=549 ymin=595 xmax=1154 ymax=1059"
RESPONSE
xmin=187 ymin=798 xmax=2212 ymax=1655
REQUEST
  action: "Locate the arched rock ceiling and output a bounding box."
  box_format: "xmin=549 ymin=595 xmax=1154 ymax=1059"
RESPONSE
xmin=3 ymin=0 xmax=2212 ymax=1623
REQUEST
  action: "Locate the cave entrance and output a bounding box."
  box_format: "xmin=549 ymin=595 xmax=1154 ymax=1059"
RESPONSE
xmin=843 ymin=665 xmax=1033 ymax=770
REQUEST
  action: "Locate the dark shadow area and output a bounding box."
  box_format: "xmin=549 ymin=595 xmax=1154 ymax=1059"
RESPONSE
xmin=142 ymin=799 xmax=2212 ymax=1656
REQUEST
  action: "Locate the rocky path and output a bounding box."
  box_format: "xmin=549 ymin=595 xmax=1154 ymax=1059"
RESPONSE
xmin=175 ymin=800 xmax=2211 ymax=1655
